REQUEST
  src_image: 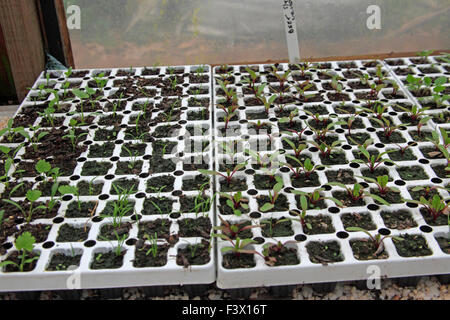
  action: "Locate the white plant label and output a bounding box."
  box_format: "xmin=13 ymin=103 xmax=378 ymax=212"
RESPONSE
xmin=281 ymin=0 xmax=300 ymax=64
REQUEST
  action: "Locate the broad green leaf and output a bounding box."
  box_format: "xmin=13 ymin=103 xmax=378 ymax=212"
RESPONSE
xmin=26 ymin=190 xmax=41 ymax=202
xmin=0 ymin=146 xmax=10 ymax=154
xmin=260 ymin=203 xmax=274 ymax=212
xmin=15 ymin=232 xmax=35 ymax=252
xmin=58 ymin=185 xmax=78 ymax=195
xmin=35 ymin=160 xmax=51 ymax=174
xmin=73 ymin=89 xmax=89 ymax=99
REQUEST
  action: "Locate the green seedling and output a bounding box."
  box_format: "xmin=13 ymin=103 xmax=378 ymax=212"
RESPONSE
xmin=394 ymin=142 xmax=418 ymax=157
xmin=406 ymin=74 xmax=432 ymax=98
xmin=427 ymin=127 xmax=450 ymax=153
xmin=284 ymin=155 xmax=327 ymax=179
xmin=305 ymin=110 xmax=330 ymax=127
xmin=0 ymin=210 xmax=5 ymax=227
xmin=261 ymin=240 xmax=297 ymax=266
xmin=282 ymin=138 xmax=307 ymax=159
xmin=100 ymin=231 xmax=127 ymax=257
xmin=291 ymin=188 xmax=343 ymax=209
xmin=351 ymin=141 xmax=395 ymax=172
xmin=327 ymin=182 xmax=390 ymax=206
xmin=38 ymin=106 xmax=56 ymax=128
xmin=0 ymin=119 xmax=26 ymax=143
xmin=20 ymin=126 xmax=49 ymax=152
xmin=245 ymin=149 xmax=279 ymax=169
xmin=369 ymin=83 xmax=386 ymax=99
xmin=63 ymin=129 xmax=89 ymax=152
xmin=58 ymin=185 xmax=81 ymax=211
xmin=214 ymin=216 xmax=258 ymax=239
xmin=212 ymin=234 xmax=263 ymax=260
xmin=259 ymin=176 xmax=284 ymax=212
xmin=346 ymin=227 xmax=403 ymax=255
xmin=217 ymin=79 xmax=238 ymax=106
xmin=294 ymin=62 xmax=312 ymax=77
xmin=290 ymin=195 xmax=312 ymax=230
xmin=408 ymin=194 xmax=449 ymax=222
xmin=219 ymin=191 xmax=249 ymax=216
xmin=270 ymin=66 xmax=291 ymax=90
xmin=143 ymin=232 xmax=159 ymax=258
xmin=199 ymin=162 xmax=246 ymax=185
xmin=331 ymin=74 xmax=344 ymax=94
xmin=374 ymin=65 xmax=388 ymax=84
xmin=35 ymin=160 xmax=60 ymax=187
xmin=122 ymin=145 xmax=140 ymax=170
xmin=307 ymin=121 xmax=345 ymax=142
xmin=293 ymin=81 xmax=314 ymax=101
xmin=395 ymin=104 xmax=429 ymax=123
xmin=256 ymin=91 xmax=277 ymax=115
xmin=279 ymin=109 xmax=300 ymax=128
xmin=260 ymin=217 xmax=290 ymax=238
xmin=93 ymin=73 xmax=108 ymax=90
xmin=283 ymin=126 xmax=308 ymax=141
xmin=192 ymin=183 xmax=213 ymax=216
xmin=240 ymin=67 xmax=260 ymax=93
xmin=309 ymin=139 xmax=343 ymax=158
xmin=357 ymin=175 xmax=400 ymax=195
xmin=430 ymin=76 xmax=449 ymax=108
xmin=0 ymin=232 xmax=39 ymax=272
xmin=3 ymin=190 xmax=45 ymax=223
xmin=371 ymin=117 xmax=409 ymax=140
xmin=417 ymin=50 xmax=434 ymax=61
xmin=102 ymin=184 xmax=135 ymax=227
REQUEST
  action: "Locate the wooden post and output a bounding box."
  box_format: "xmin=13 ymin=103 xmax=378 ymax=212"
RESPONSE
xmin=0 ymin=22 xmax=16 ymax=102
xmin=0 ymin=0 xmax=46 ymax=102
xmin=38 ymin=0 xmax=75 ymax=68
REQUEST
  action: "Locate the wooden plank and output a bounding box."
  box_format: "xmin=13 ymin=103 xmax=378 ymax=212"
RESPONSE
xmin=0 ymin=22 xmax=17 ymax=102
xmin=54 ymin=0 xmax=75 ymax=68
xmin=0 ymin=0 xmax=45 ymax=102
xmin=37 ymin=0 xmax=74 ymax=68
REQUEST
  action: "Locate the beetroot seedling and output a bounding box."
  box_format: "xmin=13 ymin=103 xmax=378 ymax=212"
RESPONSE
xmin=291 ymin=188 xmax=343 ymax=209
xmin=259 ymin=176 xmax=284 ymax=212
xmin=408 ymin=194 xmax=449 ymax=222
xmin=328 ymin=182 xmax=390 ymax=206
xmin=282 ymin=138 xmax=307 ymax=158
xmin=219 ymin=192 xmax=249 ymax=217
xmin=346 ymin=227 xmax=403 ymax=256
xmin=351 ymin=142 xmax=395 ymax=172
xmin=284 ymin=155 xmax=327 ymax=179
xmin=214 ymin=216 xmax=258 ymax=239
xmin=199 ymin=163 xmax=246 ymax=186
xmin=357 ymin=175 xmax=400 ymax=195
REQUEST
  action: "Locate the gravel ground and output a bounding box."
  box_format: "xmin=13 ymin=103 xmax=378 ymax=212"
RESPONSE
xmin=0 ymin=277 xmax=448 ymax=300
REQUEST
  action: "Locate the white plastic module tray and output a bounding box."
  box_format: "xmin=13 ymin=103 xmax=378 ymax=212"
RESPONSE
xmin=212 ymin=59 xmax=450 ymax=289
xmin=0 ymin=65 xmax=216 ymax=291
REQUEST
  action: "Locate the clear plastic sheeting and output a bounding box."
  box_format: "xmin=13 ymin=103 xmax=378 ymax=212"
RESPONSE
xmin=64 ymin=0 xmax=450 ymax=68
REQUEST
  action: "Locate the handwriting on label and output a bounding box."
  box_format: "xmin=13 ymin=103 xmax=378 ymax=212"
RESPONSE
xmin=283 ymin=0 xmax=296 ymax=34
